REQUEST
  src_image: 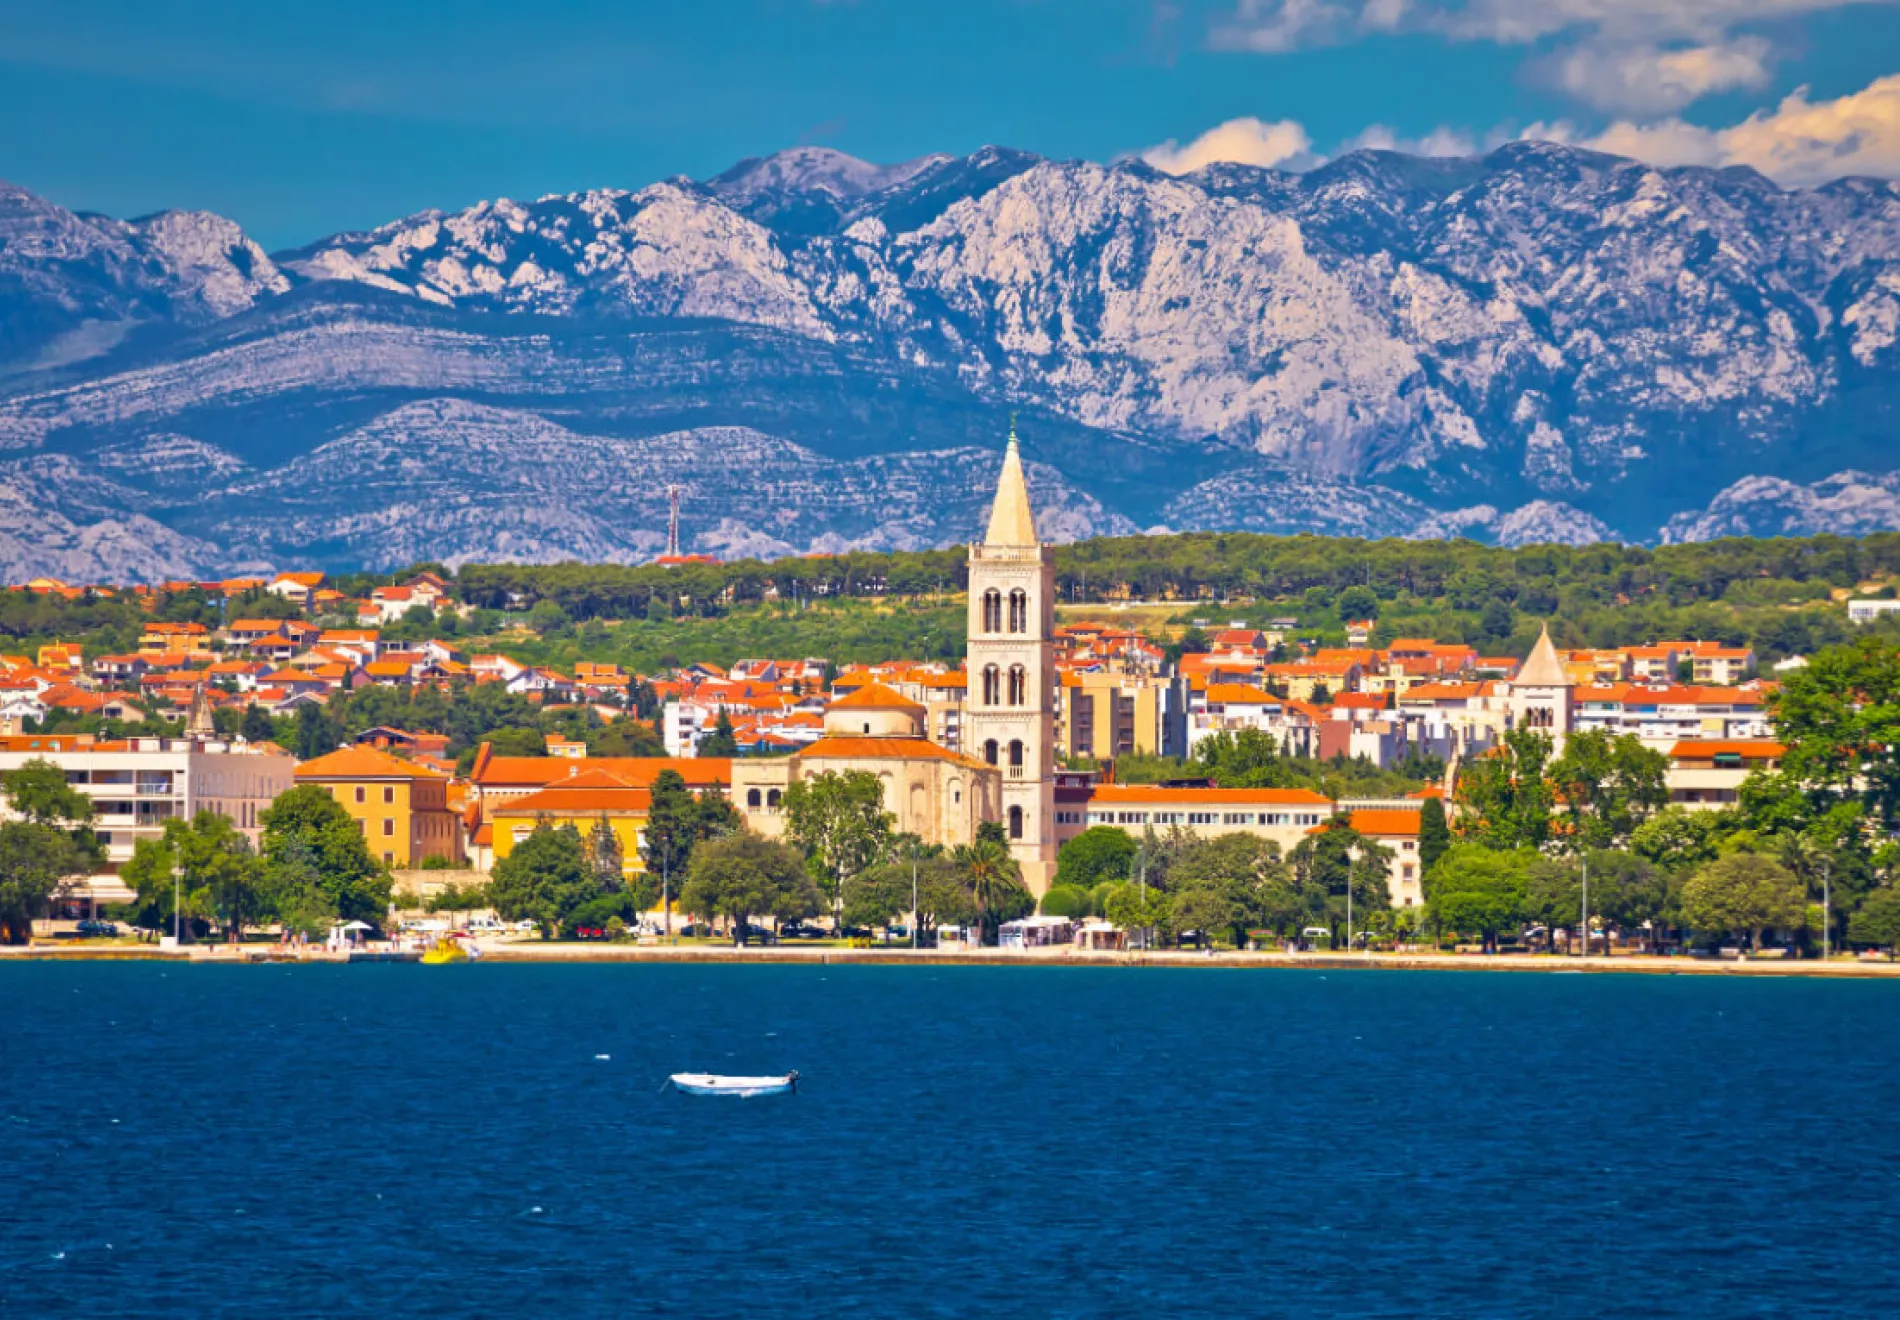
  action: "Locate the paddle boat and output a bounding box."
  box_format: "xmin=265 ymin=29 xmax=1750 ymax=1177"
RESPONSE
xmin=667 ymin=1072 xmax=799 ymax=1098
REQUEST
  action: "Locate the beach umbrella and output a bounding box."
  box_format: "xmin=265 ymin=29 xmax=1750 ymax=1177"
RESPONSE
xmin=341 ymin=920 xmax=373 ymax=931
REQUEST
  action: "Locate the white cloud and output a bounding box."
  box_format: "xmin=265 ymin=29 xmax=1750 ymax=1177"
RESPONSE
xmin=1341 ymin=123 xmax=1479 ymax=156
xmin=1137 ymin=72 xmax=1900 ymax=186
xmin=1548 ymin=37 xmax=1771 ymax=116
xmin=1207 ymin=0 xmax=1900 ymax=114
xmin=1618 ymin=74 xmax=1900 ymax=182
xmin=1141 ymin=116 xmax=1319 ymax=173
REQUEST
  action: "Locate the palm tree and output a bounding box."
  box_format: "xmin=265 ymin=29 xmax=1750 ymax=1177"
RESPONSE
xmin=954 ymin=824 xmax=1029 ymax=946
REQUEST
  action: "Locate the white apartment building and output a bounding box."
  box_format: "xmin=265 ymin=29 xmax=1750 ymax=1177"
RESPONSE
xmin=0 ymin=733 xmax=296 ymax=911
xmin=1572 ymin=686 xmax=1771 ymax=744
xmin=1848 ymin=599 xmax=1900 ymax=625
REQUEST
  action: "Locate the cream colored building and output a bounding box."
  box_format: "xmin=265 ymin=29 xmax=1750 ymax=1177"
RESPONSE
xmin=1057 ymin=669 xmax=1189 ymax=761
xmin=733 ymin=683 xmax=1002 ymax=849
xmin=963 ymin=427 xmax=1060 ymax=892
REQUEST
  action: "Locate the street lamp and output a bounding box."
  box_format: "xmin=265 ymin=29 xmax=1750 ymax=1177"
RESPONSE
xmin=1580 ymin=853 xmax=1589 ymax=960
xmin=1823 ymin=861 xmax=1831 ymax=961
xmin=911 ymin=839 xmax=919 ymax=951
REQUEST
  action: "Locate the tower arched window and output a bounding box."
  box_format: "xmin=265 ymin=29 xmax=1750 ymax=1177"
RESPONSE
xmin=983 ymin=665 xmax=1001 ymax=706
xmin=982 ymin=589 xmax=1002 ymax=634
xmin=1008 ymin=665 xmax=1026 ymax=706
xmin=1008 ymin=805 xmax=1024 ymax=840
xmin=983 ymin=739 xmax=999 ymax=765
xmin=1008 ymin=589 xmax=1027 ymax=634
xmin=1008 ymin=739 xmax=1023 ymax=770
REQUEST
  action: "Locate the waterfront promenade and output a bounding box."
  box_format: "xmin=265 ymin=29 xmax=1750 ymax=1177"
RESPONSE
xmin=6 ymin=940 xmax=1900 ymax=976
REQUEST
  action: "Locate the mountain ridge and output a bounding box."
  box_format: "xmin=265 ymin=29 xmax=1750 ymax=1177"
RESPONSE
xmin=1 ymin=141 xmax=1898 ymax=578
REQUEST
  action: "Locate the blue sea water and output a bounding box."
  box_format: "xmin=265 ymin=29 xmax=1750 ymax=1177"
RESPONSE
xmin=3 ymin=964 xmax=1898 ymax=1317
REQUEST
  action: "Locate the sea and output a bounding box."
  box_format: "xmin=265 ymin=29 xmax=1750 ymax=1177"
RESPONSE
xmin=3 ymin=962 xmax=1897 ymax=1317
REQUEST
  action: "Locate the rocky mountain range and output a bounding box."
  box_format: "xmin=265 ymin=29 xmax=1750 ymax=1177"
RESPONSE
xmin=1 ymin=141 xmax=1897 ymax=580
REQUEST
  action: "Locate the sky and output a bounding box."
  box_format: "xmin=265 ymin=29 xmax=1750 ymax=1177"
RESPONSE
xmin=3 ymin=0 xmax=1900 ymax=249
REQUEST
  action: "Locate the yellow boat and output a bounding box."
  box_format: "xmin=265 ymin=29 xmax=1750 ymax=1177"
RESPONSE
xmin=421 ymin=939 xmax=469 ymax=965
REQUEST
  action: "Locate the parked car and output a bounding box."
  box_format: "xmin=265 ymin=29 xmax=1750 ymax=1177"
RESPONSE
xmin=512 ymin=920 xmax=536 ymax=933
xmin=75 ymin=919 xmax=119 ymax=938
xmin=778 ymin=923 xmax=825 ymax=939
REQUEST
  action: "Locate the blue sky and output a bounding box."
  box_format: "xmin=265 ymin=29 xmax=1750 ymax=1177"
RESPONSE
xmin=4 ymin=0 xmax=1899 ymax=248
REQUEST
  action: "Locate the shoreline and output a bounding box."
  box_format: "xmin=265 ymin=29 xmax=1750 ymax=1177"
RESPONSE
xmin=5 ymin=943 xmax=1900 ymax=977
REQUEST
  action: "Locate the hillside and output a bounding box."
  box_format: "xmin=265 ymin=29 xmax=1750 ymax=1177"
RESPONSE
xmin=1 ymin=143 xmax=1898 ymax=578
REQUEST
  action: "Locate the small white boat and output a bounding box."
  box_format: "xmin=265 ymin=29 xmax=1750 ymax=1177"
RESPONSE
xmin=667 ymin=1071 xmax=799 ymax=1098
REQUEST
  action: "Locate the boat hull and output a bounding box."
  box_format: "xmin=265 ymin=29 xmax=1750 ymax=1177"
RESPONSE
xmin=668 ymin=1072 xmax=798 ymax=1098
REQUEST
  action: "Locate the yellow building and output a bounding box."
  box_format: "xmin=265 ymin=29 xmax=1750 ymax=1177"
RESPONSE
xmin=488 ymin=768 xmax=650 ymax=879
xmin=1055 ymin=669 xmax=1188 ymax=761
xmin=294 ymin=745 xmax=465 ymax=867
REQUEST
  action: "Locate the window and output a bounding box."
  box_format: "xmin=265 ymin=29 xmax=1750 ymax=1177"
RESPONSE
xmin=983 ymin=666 xmax=1001 ymax=706
xmin=767 ymin=789 xmax=781 ymax=808
xmin=1008 ymin=665 xmax=1026 ymax=706
xmin=982 ymin=589 xmax=1003 ymax=633
xmin=1008 ymin=740 xmax=1024 ymax=770
xmin=383 ymin=852 xmax=393 ymax=865
xmin=354 ymin=786 xmax=365 ymax=804
xmin=383 ymin=819 xmax=395 ymax=837
xmin=983 ymin=740 xmax=999 ymax=765
xmin=1008 ymin=805 xmax=1023 ymax=840
xmin=747 ymin=788 xmax=761 ymax=808
xmin=383 ymin=786 xmax=395 ymax=805
xmin=1008 ymin=589 xmax=1027 ymax=633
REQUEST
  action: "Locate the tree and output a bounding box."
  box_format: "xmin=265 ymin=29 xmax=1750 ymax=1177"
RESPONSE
xmin=1453 ymin=727 xmax=1555 ymax=851
xmin=240 ymin=705 xmax=278 ymax=743
xmin=1039 ymin=884 xmax=1092 ymax=919
xmin=678 ymin=832 xmax=820 ymax=945
xmin=259 ymin=785 xmax=392 ymax=923
xmin=1547 ymin=729 xmax=1668 ymax=851
xmin=1103 ymin=882 xmax=1172 ymax=948
xmin=425 ymin=879 xmax=491 ymax=922
xmin=588 ymin=719 xmax=664 ymax=758
xmin=698 ymin=710 xmax=740 ymax=757
xmin=954 ymin=821 xmax=1032 ymax=945
xmin=1680 ymin=853 xmax=1805 ymax=951
xmin=262 ymin=837 xmax=339 ymax=938
xmin=291 ymin=702 xmax=339 ymax=760
xmin=584 ymin=815 xmax=624 ymax=890
xmin=783 ymin=771 xmax=892 ymax=928
xmin=1417 ymin=796 xmax=1451 ymax=872
xmin=639 ymin=771 xmax=733 ymax=922
xmin=0 ymin=760 xmax=102 ymax=944
xmin=1847 ymin=888 xmax=1900 ymax=957
xmin=1336 ymin=583 xmax=1379 ymax=622
xmin=1425 ymin=845 xmax=1528 ymax=951
xmin=1631 ymin=806 xmax=1735 ymax=876
xmin=1289 ymin=816 xmax=1392 ymax=941
xmin=488 ymin=822 xmax=601 ymax=939
xmin=1168 ymin=832 xmax=1298 ymax=945
xmin=1745 ymin=636 xmax=1900 ymax=834
xmin=1055 ymin=826 xmax=1137 ymax=890
xmin=123 ymin=812 xmax=266 ymax=942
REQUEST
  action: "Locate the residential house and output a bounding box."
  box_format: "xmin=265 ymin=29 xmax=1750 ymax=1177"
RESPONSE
xmin=294 ymin=745 xmax=464 ymax=867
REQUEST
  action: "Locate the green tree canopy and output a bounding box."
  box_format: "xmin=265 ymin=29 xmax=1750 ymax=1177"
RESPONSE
xmin=259 ymin=784 xmax=392 ymax=923
xmin=1680 ymin=853 xmax=1805 ymax=950
xmin=782 ymin=770 xmax=893 ymax=926
xmin=0 ymin=760 xmax=101 ymax=944
xmin=1547 ymin=729 xmax=1669 ymax=852
xmin=1425 ymin=844 xmax=1529 ymax=948
xmin=1417 ymin=796 xmax=1452 ymax=872
xmin=679 ymin=831 xmax=820 ymax=945
xmin=488 ymin=822 xmax=602 ymax=939
xmin=1745 ymin=636 xmax=1900 ymax=835
xmin=954 ymin=821 xmax=1033 ymax=945
xmin=698 ymin=710 xmax=741 ymax=757
xmin=122 ymin=811 xmax=266 ymax=942
xmin=1847 ymin=887 xmax=1900 ymax=957
xmin=1055 ymin=826 xmax=1137 ymax=890
xmin=1453 ymin=728 xmax=1555 ymax=852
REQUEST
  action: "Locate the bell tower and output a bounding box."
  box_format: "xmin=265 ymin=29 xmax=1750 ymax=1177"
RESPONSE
xmin=965 ymin=421 xmax=1058 ymax=894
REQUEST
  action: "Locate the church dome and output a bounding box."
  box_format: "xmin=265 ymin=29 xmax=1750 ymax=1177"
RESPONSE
xmin=824 ymin=682 xmax=926 ymax=738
